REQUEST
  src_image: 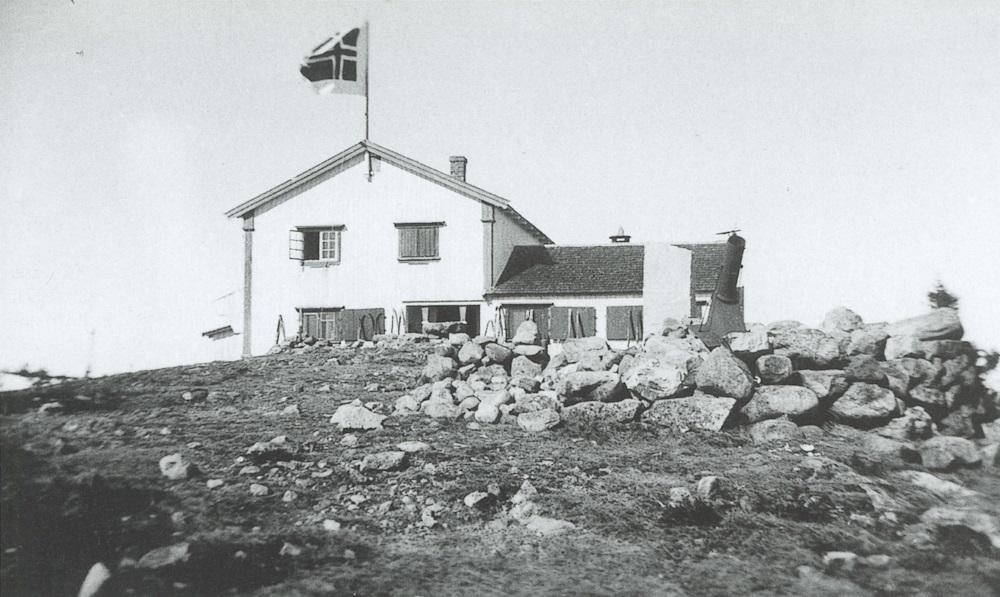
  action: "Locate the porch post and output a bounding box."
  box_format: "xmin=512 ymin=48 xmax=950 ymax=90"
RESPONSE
xmin=242 ymin=214 xmax=254 ymax=358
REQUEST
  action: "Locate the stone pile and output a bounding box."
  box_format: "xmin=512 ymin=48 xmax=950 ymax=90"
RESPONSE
xmin=397 ymin=307 xmax=997 ymax=453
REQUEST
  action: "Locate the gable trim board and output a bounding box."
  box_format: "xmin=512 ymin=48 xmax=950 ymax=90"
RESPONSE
xmin=225 ymin=140 xmax=552 ymax=245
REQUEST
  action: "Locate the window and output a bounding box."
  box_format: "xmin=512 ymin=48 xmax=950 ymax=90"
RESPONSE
xmin=606 ymin=306 xmax=643 ymax=341
xmin=694 ymin=292 xmax=713 ymax=323
xmin=299 ymin=308 xmax=340 ymax=339
xmin=395 ymin=222 xmax=443 ymax=261
xmin=289 ymin=226 xmax=343 ymax=264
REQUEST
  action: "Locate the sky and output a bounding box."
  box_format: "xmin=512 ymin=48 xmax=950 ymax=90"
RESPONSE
xmin=1 ymin=0 xmax=998 ymax=380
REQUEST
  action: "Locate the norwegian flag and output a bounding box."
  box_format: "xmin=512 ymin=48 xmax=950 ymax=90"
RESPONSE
xmin=300 ymin=25 xmax=367 ymax=95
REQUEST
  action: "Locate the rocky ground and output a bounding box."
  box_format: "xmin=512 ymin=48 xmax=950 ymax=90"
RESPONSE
xmin=2 ymin=332 xmax=999 ymax=596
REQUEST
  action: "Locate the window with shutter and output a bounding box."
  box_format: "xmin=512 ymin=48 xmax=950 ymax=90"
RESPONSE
xmin=289 ymin=226 xmax=343 ymax=265
xmin=606 ymin=306 xmax=643 ymax=341
xmin=395 ymin=222 xmax=443 ymax=261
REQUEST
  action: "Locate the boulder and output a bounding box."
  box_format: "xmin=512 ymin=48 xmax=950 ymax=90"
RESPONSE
xmin=448 ymin=332 xmax=471 ymax=346
xmin=483 ymin=342 xmax=514 ymax=365
xmin=919 ymin=436 xmax=982 ymax=470
xmin=517 ymin=408 xmax=560 ymax=432
xmin=602 ymin=398 xmax=643 ymax=422
xmin=896 ymin=358 xmax=941 ymax=387
xmin=560 ymin=371 xmax=625 ymax=405
xmin=422 ymin=321 xmax=464 ymax=337
xmin=576 ymin=353 xmax=605 ymax=372
xmin=883 ymin=335 xmax=924 ymax=360
xmin=695 ymin=347 xmax=755 ymax=401
xmin=457 ymin=342 xmax=485 ymax=365
xmin=474 ymin=401 xmax=500 ymax=424
xmin=724 ymin=327 xmax=770 ymax=354
xmin=908 ymin=384 xmax=947 ymax=409
xmin=511 ymin=393 xmax=561 ymax=415
xmin=756 ymin=354 xmax=794 ymax=385
xmin=422 ymin=397 xmax=461 ymax=419
xmin=828 ymin=383 xmax=899 ymax=426
xmin=159 ymin=453 xmax=193 ymax=481
xmin=748 ymin=417 xmax=801 ymax=443
xmin=476 ymin=389 xmax=511 ymax=407
xmin=359 ymin=451 xmax=408 ymax=472
xmin=740 ymin=386 xmax=819 ymax=423
xmin=887 ymin=308 xmax=963 ymax=341
xmin=921 ymin=339 xmax=975 ymax=360
xmin=920 ymin=507 xmax=1000 ymax=550
xmin=938 ymin=407 xmax=977 ymax=438
xmin=645 ymin=335 xmax=708 ymax=357
xmin=874 ymin=406 xmax=935 ymax=441
xmin=510 ymin=355 xmax=542 ymax=379
xmin=509 ymin=375 xmax=541 ymax=393
xmin=512 ymin=321 xmax=540 ymax=345
xmin=878 ymin=361 xmax=911 ymax=398
xmin=821 ymin=307 xmax=864 ymax=333
xmin=560 ymin=402 xmax=605 ymax=425
xmin=767 ymin=320 xmax=804 ymax=331
xmin=642 ymin=393 xmax=736 ymax=432
xmin=330 ymin=400 xmax=386 ymax=431
xmin=622 ymin=353 xmax=698 ymax=401
xmin=421 ymin=354 xmax=458 ymax=382
xmin=433 ymin=344 xmax=457 ymax=358
xmin=797 ymin=370 xmax=850 ymax=401
xmin=844 ymin=324 xmax=889 ymax=357
xmin=561 ymin=336 xmax=610 ymax=364
xmin=844 ymin=355 xmax=886 ymax=384
xmin=770 ymin=328 xmax=842 ymax=368
xmin=513 ymin=344 xmax=545 ymax=358
xmin=137 ymin=542 xmax=190 ymax=570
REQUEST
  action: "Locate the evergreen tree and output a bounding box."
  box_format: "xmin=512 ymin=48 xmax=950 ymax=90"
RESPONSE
xmin=927 ymin=280 xmax=959 ymax=310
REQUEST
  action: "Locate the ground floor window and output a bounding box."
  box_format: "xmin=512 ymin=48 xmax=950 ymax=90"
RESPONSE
xmin=298 ymin=307 xmax=385 ymax=341
xmin=501 ymin=304 xmax=552 ymax=341
xmin=405 ymin=304 xmax=480 ymax=335
xmin=299 ymin=308 xmax=340 ymax=339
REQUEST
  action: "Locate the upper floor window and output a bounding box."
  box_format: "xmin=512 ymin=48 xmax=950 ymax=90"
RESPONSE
xmin=395 ymin=222 xmax=443 ymax=261
xmin=289 ymin=226 xmax=343 ymax=265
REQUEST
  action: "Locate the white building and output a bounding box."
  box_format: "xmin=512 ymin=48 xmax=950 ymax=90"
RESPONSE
xmin=224 ymin=140 xmax=737 ymax=356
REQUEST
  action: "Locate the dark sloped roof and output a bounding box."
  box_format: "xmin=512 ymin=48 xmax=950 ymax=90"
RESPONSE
xmin=490 ymin=243 xmax=727 ymax=296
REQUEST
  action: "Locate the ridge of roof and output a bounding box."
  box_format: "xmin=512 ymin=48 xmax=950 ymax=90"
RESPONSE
xmin=224 ymin=140 xmax=552 ymax=244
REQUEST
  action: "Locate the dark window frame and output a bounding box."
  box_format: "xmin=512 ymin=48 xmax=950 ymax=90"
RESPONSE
xmin=395 ymin=222 xmax=444 ymax=262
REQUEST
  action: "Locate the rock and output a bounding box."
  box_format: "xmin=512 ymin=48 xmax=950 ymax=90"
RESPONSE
xmin=919 ymin=436 xmax=982 ymax=470
xmin=322 ymin=519 xmax=342 ymax=531
xmin=895 ymin=470 xmax=979 ymax=500
xmin=822 ymin=551 xmax=859 ymax=573
xmin=920 ymin=506 xmax=1000 ymax=550
xmin=280 ymin=404 xmax=300 ymax=416
xmin=509 ymin=376 xmax=541 ymax=394
xmin=158 ymin=453 xmax=193 ymax=481
xmin=463 ymin=491 xmax=493 ymax=510
xmin=523 ymin=515 xmax=576 ymax=536
xmin=282 ymin=490 xmax=297 ymax=502
xmin=181 ymin=388 xmax=208 ymax=402
xmin=249 ymin=483 xmax=269 ymax=496
xmin=793 ymin=566 xmax=873 ymax=597
xmin=449 ymin=333 xmax=471 ymax=346
xmin=560 ymin=371 xmax=625 ymax=405
xmin=821 ymin=307 xmax=864 ymax=333
xmin=668 ymin=486 xmax=692 ymax=506
xmin=560 ymin=336 xmax=610 ymax=364
xmin=457 ymin=396 xmax=480 ymax=411
xmin=861 ymin=434 xmax=916 ymax=460
xmin=883 ymin=335 xmax=924 ymax=360
xmin=472 ymin=334 xmax=496 ymax=345
xmin=422 ymin=397 xmax=461 ymax=419
xmin=511 ymin=355 xmax=543 ymax=379
xmin=560 ymin=401 xmax=605 ymax=424
xmin=642 ymin=394 xmax=736 ymax=432
xmin=137 ymin=542 xmax=190 ymax=569
xmin=433 ymin=344 xmax=457 ymax=358
xmin=360 ymin=451 xmax=408 ymax=472
xmin=622 ymin=353 xmax=698 ymax=401
xmin=984 ymin=419 xmax=1000 ymax=442
xmin=740 ymin=385 xmax=819 ymax=423
xmin=576 ymin=353 xmax=605 ymax=372
xmin=340 ymin=434 xmax=358 ymax=447
xmin=696 ymin=347 xmax=755 ymax=401
xmin=908 ymin=384 xmax=947 ymax=409
xmin=511 ymin=479 xmax=538 ymax=504
xmin=422 ymin=354 xmax=459 ymax=382
xmin=724 ymin=327 xmax=770 ymax=354
xmin=981 ymin=443 xmax=1000 ymax=468
xmin=474 ymin=401 xmax=500 ymax=423
xmin=828 ymin=383 xmax=899 ymax=426
xmin=878 ymin=361 xmax=911 ymax=398
xmin=845 ymin=324 xmax=889 ymax=357
xmin=279 ymin=542 xmax=303 ymax=557
xmin=394 ymin=394 xmax=420 ymax=414
xmin=330 ymin=400 xmax=386 ymax=431
xmin=797 ymin=370 xmax=850 ymax=401
xmin=770 ymin=327 xmax=842 ymax=368
xmin=457 ymin=342 xmax=485 ymax=365
xmin=874 ymin=406 xmax=935 ymax=441
xmin=645 ymin=335 xmax=708 ymax=357
xmin=512 ymin=321 xmax=540 ymax=345
xmin=696 ymin=475 xmax=723 ymax=500
xmin=78 ymin=562 xmax=112 ymax=597
xmin=483 ymin=343 xmax=514 ymax=365
xmin=511 ymin=393 xmax=561 ymax=415
xmin=844 ymin=355 xmax=886 ymax=384
xmin=747 ymin=417 xmax=801 ymax=443
xmin=887 ymin=308 xmax=963 ymax=341
xmin=938 ymin=408 xmax=977 ymax=438
xmin=756 ymin=354 xmax=794 ymax=384
xmin=602 ymin=398 xmax=643 ymax=422
xmin=517 ymin=408 xmax=560 ymax=432
xmin=397 ymin=440 xmax=430 ymax=453
xmin=513 ymin=344 xmax=545 ymax=358
xmin=206 ymin=479 xmax=224 ymax=489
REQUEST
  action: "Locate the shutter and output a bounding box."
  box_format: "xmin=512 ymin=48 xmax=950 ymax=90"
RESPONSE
xmin=568 ymin=307 xmax=596 ymax=338
xmin=549 ymin=307 xmax=571 ymax=341
xmin=289 ymin=230 xmax=304 ymax=260
xmin=628 ymin=306 xmax=643 ymax=340
xmin=606 ymin=306 xmax=629 ymax=340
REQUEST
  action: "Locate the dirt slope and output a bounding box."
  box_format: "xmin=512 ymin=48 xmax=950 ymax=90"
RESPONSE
xmin=2 ymin=345 xmax=998 ymax=596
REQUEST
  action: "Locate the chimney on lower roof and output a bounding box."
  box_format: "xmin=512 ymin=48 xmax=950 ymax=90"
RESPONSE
xmin=449 ymin=156 xmax=467 ymax=182
xmin=610 ymin=226 xmax=631 ymax=243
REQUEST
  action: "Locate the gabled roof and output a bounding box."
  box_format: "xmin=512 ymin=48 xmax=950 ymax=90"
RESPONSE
xmin=225 ymin=140 xmax=552 ymax=244
xmin=490 ymin=243 xmax=727 ymax=296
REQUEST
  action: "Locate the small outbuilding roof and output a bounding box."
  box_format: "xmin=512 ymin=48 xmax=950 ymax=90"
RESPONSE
xmin=490 ymin=243 xmax=728 ymax=296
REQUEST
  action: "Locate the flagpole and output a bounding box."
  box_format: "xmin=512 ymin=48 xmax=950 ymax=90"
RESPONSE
xmin=365 ymin=21 xmax=373 ymax=181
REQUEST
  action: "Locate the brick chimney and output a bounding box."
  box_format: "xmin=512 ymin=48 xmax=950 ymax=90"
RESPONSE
xmin=610 ymin=226 xmax=631 ymax=243
xmin=449 ymin=156 xmax=467 ymax=182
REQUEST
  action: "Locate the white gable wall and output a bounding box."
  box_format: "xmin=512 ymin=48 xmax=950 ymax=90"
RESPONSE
xmin=248 ymin=159 xmax=486 ymax=354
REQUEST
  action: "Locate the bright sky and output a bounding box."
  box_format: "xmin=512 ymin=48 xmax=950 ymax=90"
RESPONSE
xmin=2 ymin=0 xmax=998 ymax=378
